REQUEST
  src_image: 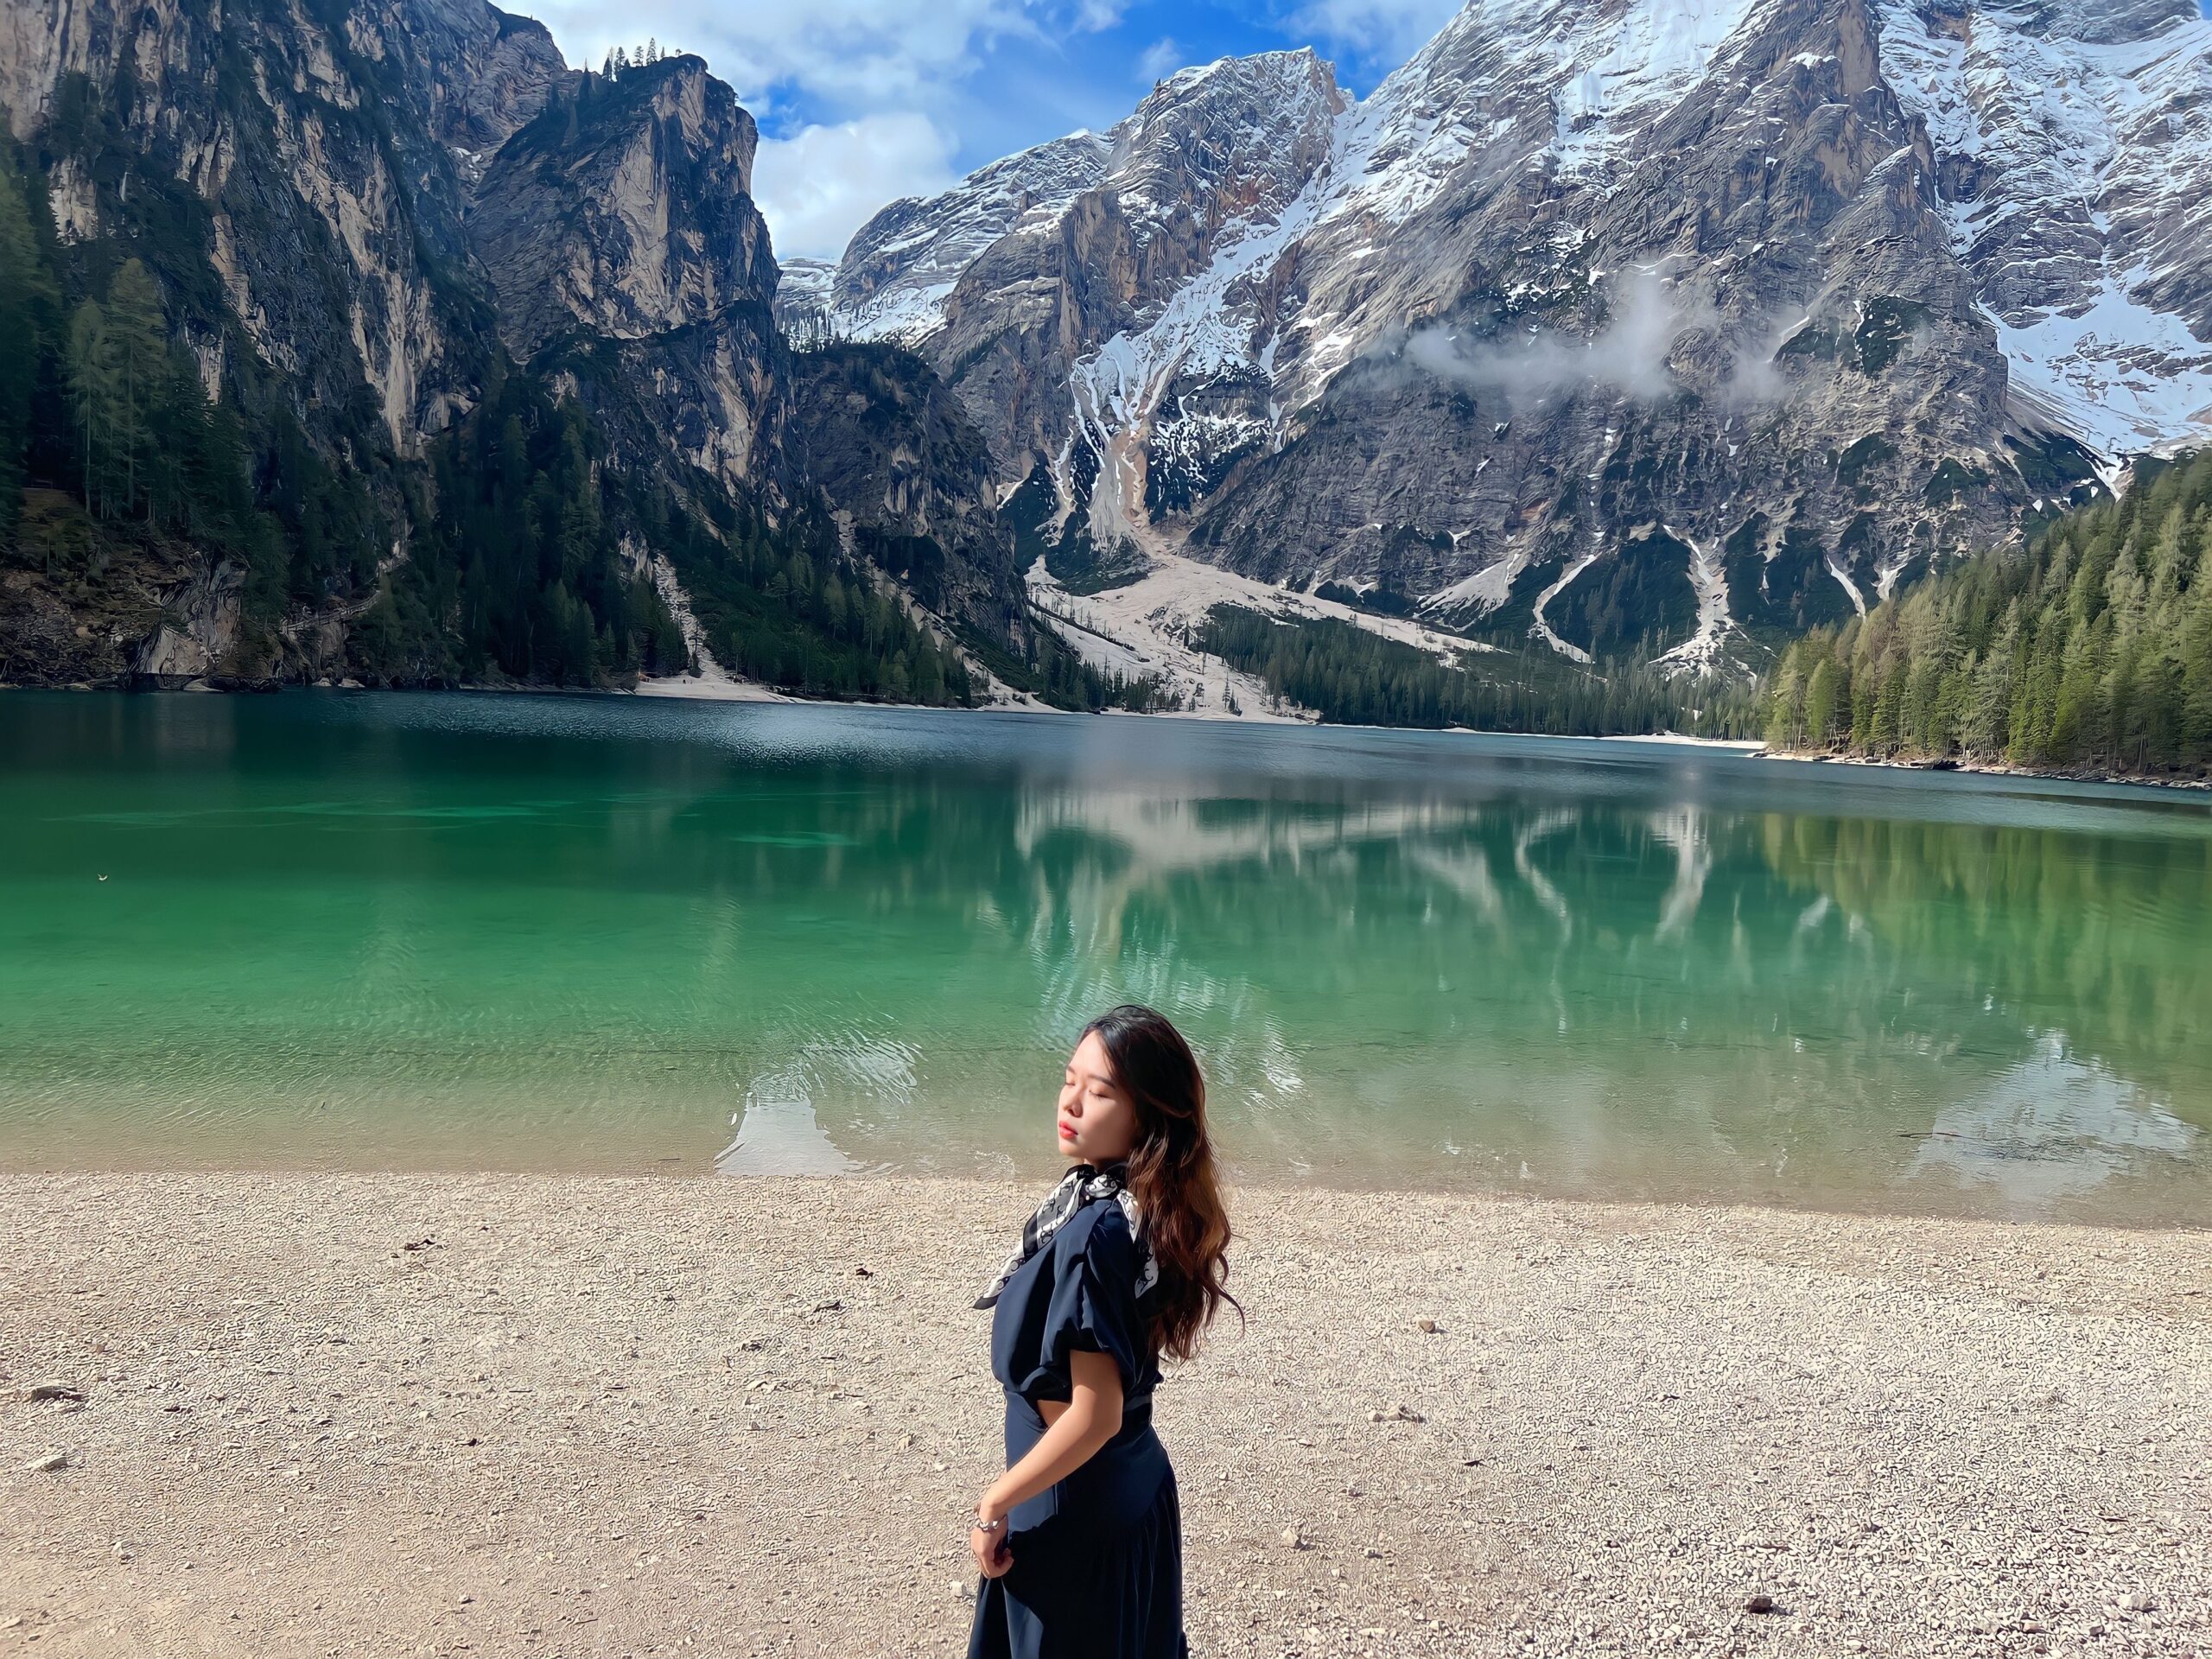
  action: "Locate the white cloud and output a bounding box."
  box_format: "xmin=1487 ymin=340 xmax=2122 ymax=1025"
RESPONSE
xmin=530 ymin=0 xmax=1100 ymax=109
xmin=1402 ymin=274 xmax=1714 ymax=407
xmin=753 ymin=113 xmax=960 ymax=261
xmin=1135 ymin=36 xmax=1182 ymax=82
xmin=1288 ymin=0 xmax=1461 ymax=70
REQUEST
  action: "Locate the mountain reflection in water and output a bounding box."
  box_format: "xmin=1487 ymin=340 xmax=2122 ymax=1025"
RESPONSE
xmin=1 ymin=692 xmax=2207 ymax=1224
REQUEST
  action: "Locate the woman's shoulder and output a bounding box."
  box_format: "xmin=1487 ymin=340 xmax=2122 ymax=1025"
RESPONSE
xmin=1052 ymin=1191 xmax=1135 ymax=1259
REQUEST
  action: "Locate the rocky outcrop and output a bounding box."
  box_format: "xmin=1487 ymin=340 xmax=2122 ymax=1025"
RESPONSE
xmin=468 ymin=55 xmax=788 ymax=496
xmin=0 ymin=0 xmax=1030 ymax=683
xmin=851 ymin=51 xmax=1344 ymax=498
xmin=470 ymin=60 xmax=775 ymax=358
xmin=790 ymin=343 xmax=1029 ymax=640
xmin=831 ymin=130 xmax=1114 ymax=339
xmin=133 ymin=558 xmax=244 ymax=681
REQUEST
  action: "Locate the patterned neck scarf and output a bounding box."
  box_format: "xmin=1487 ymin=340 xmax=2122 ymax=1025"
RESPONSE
xmin=974 ymin=1160 xmax=1159 ymax=1310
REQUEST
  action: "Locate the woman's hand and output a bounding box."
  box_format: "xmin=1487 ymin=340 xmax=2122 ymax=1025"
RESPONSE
xmin=969 ymin=1499 xmax=1014 ymax=1579
xmin=966 ymin=1352 xmax=1126 ymax=1581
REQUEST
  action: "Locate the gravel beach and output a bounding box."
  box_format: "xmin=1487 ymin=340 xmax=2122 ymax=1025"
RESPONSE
xmin=2 ymin=1173 xmax=2207 ymax=1658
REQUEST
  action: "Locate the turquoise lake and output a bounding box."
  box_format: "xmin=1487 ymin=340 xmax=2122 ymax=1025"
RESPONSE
xmin=3 ymin=690 xmax=2209 ymax=1224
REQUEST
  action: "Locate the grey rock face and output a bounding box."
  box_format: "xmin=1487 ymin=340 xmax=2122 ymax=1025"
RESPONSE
xmin=790 ymin=344 xmax=1030 ymax=642
xmin=466 ymin=55 xmax=788 ymax=496
xmin=834 ymin=130 xmax=1114 ymax=339
xmin=0 ymin=0 xmax=505 ymax=449
xmin=823 ymin=0 xmax=2212 ymax=665
xmin=397 ymin=0 xmax=569 ymax=159
xmin=1878 ymin=0 xmax=2212 ymax=436
xmin=471 ymin=60 xmax=774 ymax=359
xmin=0 ymin=0 xmax=1032 ymax=678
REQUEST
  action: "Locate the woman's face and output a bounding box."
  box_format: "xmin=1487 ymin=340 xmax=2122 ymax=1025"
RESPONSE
xmin=1058 ymin=1030 xmax=1139 ymax=1166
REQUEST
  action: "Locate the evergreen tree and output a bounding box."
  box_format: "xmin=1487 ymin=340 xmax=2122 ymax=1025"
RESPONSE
xmin=66 ymin=297 xmax=108 ymax=515
xmin=1803 ymin=656 xmax=1840 ymax=747
xmin=1759 ymin=449 xmax=2212 ymax=777
xmin=102 ymin=258 xmax=166 ymax=520
xmin=0 ymin=162 xmax=52 ymax=543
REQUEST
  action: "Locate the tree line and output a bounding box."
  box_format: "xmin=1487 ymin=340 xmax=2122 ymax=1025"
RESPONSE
xmin=1195 ymin=605 xmax=1758 ymax=736
xmin=1 ymin=158 xmax=276 ymax=588
xmin=1762 ymin=449 xmax=2212 ymax=777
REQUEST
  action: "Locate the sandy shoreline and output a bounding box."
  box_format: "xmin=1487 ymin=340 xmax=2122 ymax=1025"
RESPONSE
xmin=3 ymin=1173 xmax=2207 ymax=1658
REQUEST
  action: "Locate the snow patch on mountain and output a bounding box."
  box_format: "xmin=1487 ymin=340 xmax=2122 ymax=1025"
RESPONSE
xmin=1879 ymin=0 xmax=2212 ymax=459
xmin=1982 ymin=280 xmax=2212 ymax=455
xmin=1551 ymin=0 xmax=1775 ymax=174
xmin=835 ymin=131 xmax=1111 ymax=344
xmin=1530 ymin=551 xmax=1601 ymax=664
xmin=1071 ymin=163 xmax=1336 ymax=545
xmin=1650 ymin=530 xmax=1744 ymax=676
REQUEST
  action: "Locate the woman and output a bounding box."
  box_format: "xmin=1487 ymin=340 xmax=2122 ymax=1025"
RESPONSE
xmin=966 ymin=1004 xmax=1239 ymax=1659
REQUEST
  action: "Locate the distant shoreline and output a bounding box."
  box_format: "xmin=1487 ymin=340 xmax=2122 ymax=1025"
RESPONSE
xmin=10 ymin=680 xmax=2209 ymax=791
xmin=0 ymin=680 xmax=1755 ymax=743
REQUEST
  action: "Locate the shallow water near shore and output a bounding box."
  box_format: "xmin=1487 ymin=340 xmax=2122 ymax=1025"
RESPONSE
xmin=3 ymin=689 xmax=2209 ymax=1224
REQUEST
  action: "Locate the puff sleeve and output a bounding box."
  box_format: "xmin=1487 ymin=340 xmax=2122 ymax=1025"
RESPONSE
xmin=1020 ymin=1203 xmax=1147 ymax=1401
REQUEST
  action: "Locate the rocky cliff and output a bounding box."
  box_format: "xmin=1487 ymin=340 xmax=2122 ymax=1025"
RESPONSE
xmin=821 ymin=0 xmax=2212 ymax=672
xmin=0 ymin=0 xmax=1032 ymax=690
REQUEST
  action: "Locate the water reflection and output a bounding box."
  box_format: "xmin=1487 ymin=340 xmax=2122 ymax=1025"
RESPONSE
xmin=1907 ymin=1037 xmax=2199 ymax=1206
xmin=718 ymin=1090 xmax=861 ymax=1177
xmin=2 ymin=692 xmax=2209 ymax=1224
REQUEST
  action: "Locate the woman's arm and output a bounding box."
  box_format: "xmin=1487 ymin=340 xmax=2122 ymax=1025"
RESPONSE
xmin=987 ymin=1349 xmax=1124 ymax=1515
xmin=968 ymin=1349 xmax=1123 ymax=1576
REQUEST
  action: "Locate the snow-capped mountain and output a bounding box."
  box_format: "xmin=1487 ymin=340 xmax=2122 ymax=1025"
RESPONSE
xmin=1878 ymin=0 xmax=2212 ymax=457
xmin=816 ymin=0 xmax=2212 ymax=670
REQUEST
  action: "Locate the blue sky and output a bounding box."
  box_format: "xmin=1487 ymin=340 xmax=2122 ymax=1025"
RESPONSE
xmin=530 ymin=0 xmax=2212 ymax=261
xmin=528 ymin=0 xmax=1460 ymax=259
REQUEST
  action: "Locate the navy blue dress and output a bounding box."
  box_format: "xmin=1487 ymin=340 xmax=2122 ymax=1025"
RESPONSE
xmin=969 ymin=1196 xmax=1188 ymax=1659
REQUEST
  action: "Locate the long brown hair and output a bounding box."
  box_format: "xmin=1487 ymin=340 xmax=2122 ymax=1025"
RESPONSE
xmin=1084 ymin=1004 xmax=1241 ymax=1363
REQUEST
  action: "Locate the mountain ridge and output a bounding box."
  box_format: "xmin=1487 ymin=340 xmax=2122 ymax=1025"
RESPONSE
xmin=0 ymin=0 xmax=1152 ymax=709
xmin=4 ymin=0 xmax=2209 ymax=726
xmin=817 ymin=0 xmax=2212 ymax=677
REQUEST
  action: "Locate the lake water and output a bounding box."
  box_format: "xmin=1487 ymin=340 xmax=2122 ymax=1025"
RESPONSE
xmin=3 ymin=690 xmax=2209 ymax=1224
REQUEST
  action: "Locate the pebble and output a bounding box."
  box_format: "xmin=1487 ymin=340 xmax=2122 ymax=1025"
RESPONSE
xmin=1281 ymin=1526 xmax=1305 ymax=1549
xmin=1744 ymin=1593 xmax=1777 ymax=1615
xmin=26 ymin=1451 xmax=69 ymax=1473
xmin=4 ymin=1171 xmax=2206 ymax=1658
